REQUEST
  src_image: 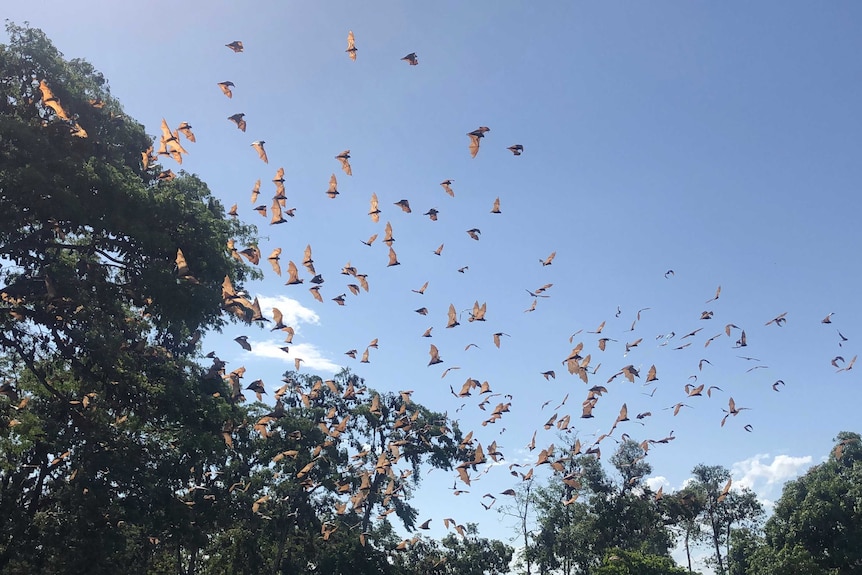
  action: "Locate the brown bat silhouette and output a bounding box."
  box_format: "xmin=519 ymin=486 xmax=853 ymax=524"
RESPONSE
xmin=765 ymin=312 xmax=787 ymax=326
xmin=493 ymin=332 xmax=509 ymax=348
xmin=336 ymin=150 xmax=352 ymax=175
xmin=326 ymin=174 xmax=338 ymax=198
xmin=285 ymin=261 xmax=303 ymax=285
xmin=440 ymin=180 xmax=455 ymax=197
xmin=267 ymin=248 xmax=282 ymax=276
xmin=234 ymin=335 xmax=251 ymax=351
xmin=38 ymin=80 xmax=71 ymax=121
xmin=706 ymin=285 xmax=721 ymax=303
xmin=251 ymin=141 xmax=268 ymax=163
xmin=228 ymin=113 xmax=246 ymax=132
xmin=387 ymin=247 xmax=400 ymax=267
xmin=401 ymin=52 xmax=418 ymax=65
xmin=394 ymin=199 xmax=411 ymax=213
xmin=446 ymin=304 xmax=460 ymax=328
xmin=346 ymin=31 xmax=357 ymax=61
xmin=469 ymin=301 xmax=487 ymax=322
xmin=361 ymin=233 xmax=378 ymax=246
xmin=428 ymin=344 xmax=443 ymax=365
xmin=177 ymin=121 xmax=195 ymax=142
xmin=217 ymin=81 xmax=234 ymax=98
xmin=368 ymin=193 xmax=381 ymax=222
xmin=540 ymin=251 xmax=556 ymax=266
xmin=226 ymin=41 xmax=243 ymax=52
xmin=467 ymin=126 xmax=490 ymax=158
xmin=716 ymin=477 xmax=733 ymax=503
xmin=308 ymin=286 xmax=322 ymax=302
xmin=250 ymin=179 xmax=260 ymax=203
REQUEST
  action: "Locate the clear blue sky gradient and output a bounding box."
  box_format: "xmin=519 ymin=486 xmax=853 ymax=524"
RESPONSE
xmin=7 ymin=1 xmax=862 ymax=567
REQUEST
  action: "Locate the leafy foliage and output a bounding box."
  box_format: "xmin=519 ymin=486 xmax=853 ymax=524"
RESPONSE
xmin=757 ymin=432 xmax=862 ymax=575
xmin=526 ymin=438 xmax=676 ymax=575
xmin=591 ymin=548 xmax=692 ymax=575
xmin=0 ymin=22 xmax=255 ymax=574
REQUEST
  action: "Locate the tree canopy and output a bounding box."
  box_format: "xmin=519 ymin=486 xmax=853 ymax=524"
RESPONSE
xmin=755 ymin=432 xmax=862 ymax=575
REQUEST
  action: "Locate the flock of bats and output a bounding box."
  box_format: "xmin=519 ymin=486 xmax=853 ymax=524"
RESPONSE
xmin=28 ymin=29 xmax=858 ymax=551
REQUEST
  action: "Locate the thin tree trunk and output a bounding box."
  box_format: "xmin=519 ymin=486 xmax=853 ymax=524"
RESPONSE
xmin=711 ymin=516 xmax=724 ymax=574
xmin=726 ymin=521 xmax=732 ymax=575
xmin=272 ymin=517 xmax=290 ymax=573
xmin=522 ymin=484 xmax=532 ymax=575
xmin=187 ymin=545 xmax=197 ymax=575
xmin=685 ymin=530 xmax=692 ymax=572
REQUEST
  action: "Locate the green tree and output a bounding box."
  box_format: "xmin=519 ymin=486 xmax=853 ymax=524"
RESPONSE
xmin=391 ymin=523 xmax=513 ymax=575
xmin=661 ymin=489 xmax=704 ymax=573
xmin=0 ymin=22 xmax=256 ymax=575
xmin=528 ymin=438 xmax=679 ymax=575
xmin=530 ymin=479 xmax=592 ymax=575
xmin=726 ymin=527 xmax=763 ymax=575
xmin=757 ymin=432 xmax=862 ymax=575
xmin=591 ymin=548 xmax=693 ymax=575
xmin=438 ymin=524 xmax=513 ymax=575
xmin=187 ymin=369 xmax=469 ymax=575
xmin=497 ymin=478 xmax=537 ymax=575
xmin=684 ymin=464 xmax=764 ymax=575
xmin=587 ymin=440 xmax=674 ymax=559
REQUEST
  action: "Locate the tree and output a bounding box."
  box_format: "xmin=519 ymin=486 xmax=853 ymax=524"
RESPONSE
xmin=726 ymin=527 xmax=763 ymax=575
xmin=530 ymin=479 xmax=593 ymax=575
xmin=586 ymin=440 xmax=675 ymax=559
xmin=0 ymin=22 xmax=256 ymax=574
xmin=437 ymin=524 xmax=513 ymax=575
xmin=683 ymin=464 xmax=764 ymax=575
xmin=497 ymin=478 xmax=537 ymax=575
xmin=661 ymin=489 xmax=705 ymax=573
xmin=591 ymin=548 xmax=693 ymax=575
xmin=391 ymin=523 xmax=513 ymax=575
xmin=180 ymin=369 xmax=470 ymax=575
xmin=528 ymin=438 xmax=679 ymax=575
xmin=758 ymin=432 xmax=862 ymax=575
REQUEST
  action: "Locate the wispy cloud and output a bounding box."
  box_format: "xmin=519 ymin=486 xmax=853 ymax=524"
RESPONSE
xmin=254 ymin=294 xmax=320 ymax=327
xmin=731 ymin=453 xmax=813 ymax=492
xmin=645 ymin=475 xmax=670 ymax=491
xmin=247 ymin=339 xmax=342 ymax=373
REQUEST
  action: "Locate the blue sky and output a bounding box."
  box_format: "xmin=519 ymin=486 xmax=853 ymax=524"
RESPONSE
xmin=7 ymin=1 xmax=862 ymax=571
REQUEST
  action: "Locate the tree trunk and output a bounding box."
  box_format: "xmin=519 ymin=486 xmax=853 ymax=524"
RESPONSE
xmin=187 ymin=545 xmax=197 ymax=575
xmin=522 ymin=484 xmax=532 ymax=575
xmin=272 ymin=517 xmax=290 ymax=573
xmin=725 ymin=521 xmax=732 ymax=575
xmin=711 ymin=516 xmax=724 ymax=574
xmin=685 ymin=530 xmax=692 ymax=572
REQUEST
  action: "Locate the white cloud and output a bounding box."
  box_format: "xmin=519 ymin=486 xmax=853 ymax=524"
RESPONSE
xmin=247 ymin=340 xmax=342 ymax=373
xmin=759 ymin=497 xmax=776 ymax=514
xmin=254 ymin=294 xmax=320 ymax=327
xmin=731 ymin=453 xmax=813 ymax=492
xmin=645 ymin=475 xmax=670 ymax=491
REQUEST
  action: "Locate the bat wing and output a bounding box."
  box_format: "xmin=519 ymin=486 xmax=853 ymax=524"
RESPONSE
xmin=468 ymin=134 xmax=480 ymax=158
